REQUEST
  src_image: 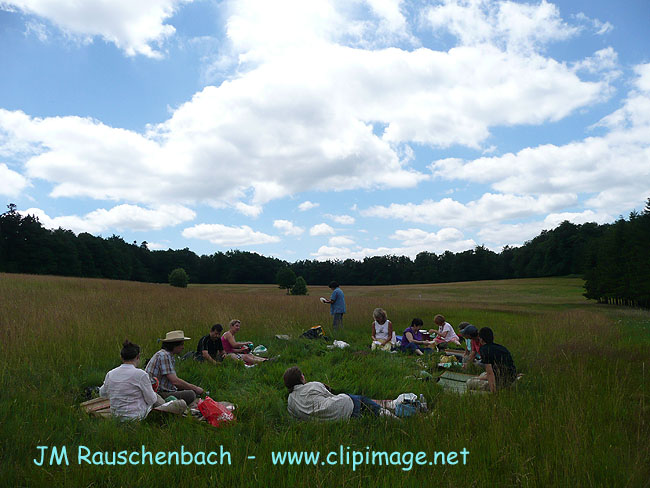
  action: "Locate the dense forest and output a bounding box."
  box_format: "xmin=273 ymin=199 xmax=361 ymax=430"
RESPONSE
xmin=1 ymin=201 xmax=649 ymax=307
xmin=583 ymin=200 xmax=650 ymax=308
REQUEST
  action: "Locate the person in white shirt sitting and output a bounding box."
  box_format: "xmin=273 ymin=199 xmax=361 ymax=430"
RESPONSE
xmin=431 ymin=314 xmax=461 ymax=349
xmin=99 ymin=340 xmax=160 ymax=421
xmin=370 ymin=308 xmax=395 ymax=351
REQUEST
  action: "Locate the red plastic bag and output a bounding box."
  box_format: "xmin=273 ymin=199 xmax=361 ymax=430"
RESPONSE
xmin=197 ymin=397 xmax=235 ymax=427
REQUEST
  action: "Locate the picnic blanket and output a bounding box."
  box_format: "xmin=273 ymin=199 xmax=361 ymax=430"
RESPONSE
xmin=437 ymin=371 xmax=523 ymax=394
xmin=436 ymin=371 xmax=476 ymax=394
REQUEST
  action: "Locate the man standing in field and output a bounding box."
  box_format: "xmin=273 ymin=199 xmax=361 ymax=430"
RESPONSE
xmin=467 ymin=327 xmax=517 ymax=393
xmin=145 ymin=330 xmax=204 ymax=406
xmin=195 ymin=324 xmax=225 ymax=365
xmin=323 ymin=281 xmax=346 ymax=331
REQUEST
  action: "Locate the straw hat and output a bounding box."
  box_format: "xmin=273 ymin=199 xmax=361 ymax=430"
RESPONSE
xmin=160 ymin=330 xmax=191 ymax=342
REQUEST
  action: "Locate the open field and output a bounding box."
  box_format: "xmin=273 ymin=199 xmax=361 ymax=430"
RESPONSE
xmin=1 ymin=274 xmax=648 ymax=487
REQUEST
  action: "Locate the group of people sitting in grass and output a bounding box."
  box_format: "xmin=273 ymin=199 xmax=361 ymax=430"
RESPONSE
xmin=98 ymin=319 xmax=271 ymax=420
xmin=370 ymin=308 xmax=462 ymax=354
xmin=283 ymin=317 xmax=517 ymax=421
xmin=99 ymin=310 xmax=516 ymax=422
xmin=192 ymin=319 xmax=272 ymax=366
xmin=370 ymin=307 xmax=517 ymax=393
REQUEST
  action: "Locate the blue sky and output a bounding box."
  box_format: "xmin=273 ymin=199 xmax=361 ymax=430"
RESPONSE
xmin=1 ymin=0 xmax=649 ymax=261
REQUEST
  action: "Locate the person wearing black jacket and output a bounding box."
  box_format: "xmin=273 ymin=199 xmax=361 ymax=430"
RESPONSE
xmin=196 ymin=324 xmax=225 ymax=365
xmin=467 ymin=327 xmax=517 ymax=392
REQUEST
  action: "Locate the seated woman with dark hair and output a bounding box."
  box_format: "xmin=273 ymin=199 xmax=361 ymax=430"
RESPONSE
xmin=400 ymin=318 xmax=435 ymax=356
xmin=221 ymin=319 xmax=269 ymax=365
xmin=283 ymin=366 xmax=384 ymax=421
xmin=99 ymin=340 xmax=158 ymax=420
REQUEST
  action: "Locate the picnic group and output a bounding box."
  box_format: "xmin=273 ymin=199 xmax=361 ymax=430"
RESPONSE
xmin=98 ymin=281 xmax=517 ymax=422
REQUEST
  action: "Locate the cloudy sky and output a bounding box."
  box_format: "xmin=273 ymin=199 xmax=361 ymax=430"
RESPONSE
xmin=1 ymin=0 xmax=649 ymax=260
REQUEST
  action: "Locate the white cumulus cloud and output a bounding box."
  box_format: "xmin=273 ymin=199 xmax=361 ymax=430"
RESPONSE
xmin=425 ymin=0 xmax=579 ymax=52
xmin=325 ymin=213 xmax=355 ymax=225
xmin=0 ymin=163 xmax=29 ymax=197
xmin=145 ymin=242 xmax=168 ymax=250
xmin=20 ymin=204 xmax=195 ymax=234
xmin=477 ymin=210 xmax=614 ymax=248
xmin=312 ymin=226 xmax=476 ymax=260
xmin=328 ymin=236 xmax=355 ymax=246
xmin=362 ymin=193 xmax=577 ymax=228
xmin=310 ymin=223 xmax=336 ymax=236
xmin=4 ymin=0 xmax=190 ymax=58
xmin=273 ymin=219 xmax=304 ymax=236
xmin=0 ymin=0 xmax=616 ymax=216
xmin=182 ymin=223 xmax=280 ymax=246
xmin=298 ymin=201 xmax=319 ymax=211
xmin=430 ymin=63 xmax=650 ymax=216
xmin=234 ymin=202 xmax=263 ymax=217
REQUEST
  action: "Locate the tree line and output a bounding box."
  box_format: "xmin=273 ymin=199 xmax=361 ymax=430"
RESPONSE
xmin=583 ymin=200 xmax=650 ymax=308
xmin=1 ymin=201 xmax=648 ymax=307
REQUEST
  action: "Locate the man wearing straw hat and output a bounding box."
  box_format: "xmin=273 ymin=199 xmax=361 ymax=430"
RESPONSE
xmin=145 ymin=330 xmax=204 ymax=406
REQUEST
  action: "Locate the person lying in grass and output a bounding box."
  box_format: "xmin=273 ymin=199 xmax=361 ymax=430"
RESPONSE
xmin=100 ymin=340 xmax=158 ymax=421
xmin=467 ymin=327 xmax=517 ymax=393
xmin=221 ymin=319 xmax=270 ymax=365
xmin=399 ymin=318 xmax=435 ymax=356
xmin=431 ymin=314 xmax=461 ymax=348
xmin=283 ymin=366 xmax=385 ymax=420
xmin=371 ymin=307 xmax=395 ymax=351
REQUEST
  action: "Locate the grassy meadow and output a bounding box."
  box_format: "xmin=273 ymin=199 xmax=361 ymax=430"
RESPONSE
xmin=1 ymin=273 xmax=648 ymax=487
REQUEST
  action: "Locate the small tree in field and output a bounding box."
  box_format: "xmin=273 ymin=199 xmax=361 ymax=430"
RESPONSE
xmin=276 ymin=266 xmax=296 ymax=294
xmin=291 ymin=276 xmax=308 ymax=295
xmin=169 ymin=268 xmax=189 ymax=288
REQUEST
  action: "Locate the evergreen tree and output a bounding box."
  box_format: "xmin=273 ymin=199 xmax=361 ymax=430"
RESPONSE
xmin=276 ymin=266 xmax=296 ymax=293
xmin=169 ymin=268 xmax=189 ymax=288
xmin=291 ymin=276 xmax=308 ymax=295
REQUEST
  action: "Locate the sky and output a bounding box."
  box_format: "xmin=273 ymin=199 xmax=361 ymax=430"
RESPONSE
xmin=1 ymin=0 xmax=649 ymax=261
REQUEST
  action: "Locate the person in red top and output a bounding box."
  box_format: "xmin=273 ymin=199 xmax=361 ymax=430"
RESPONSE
xmin=458 ymin=322 xmax=482 ymax=370
xmin=221 ymin=319 xmax=269 ymax=365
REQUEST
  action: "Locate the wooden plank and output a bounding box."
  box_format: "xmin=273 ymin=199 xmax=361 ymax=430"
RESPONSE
xmin=81 ymin=397 xmax=111 ymax=413
xmin=80 ymin=396 xmax=109 ymax=407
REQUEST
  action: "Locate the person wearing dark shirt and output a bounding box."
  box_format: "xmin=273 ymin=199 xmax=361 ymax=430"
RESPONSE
xmin=468 ymin=327 xmax=516 ymax=393
xmin=196 ymin=324 xmax=225 ymax=365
